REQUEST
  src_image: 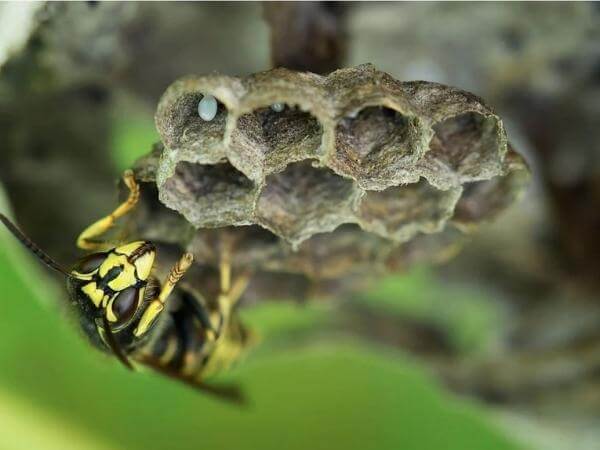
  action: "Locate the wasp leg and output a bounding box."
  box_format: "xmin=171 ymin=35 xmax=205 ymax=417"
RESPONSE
xmin=77 ymin=170 xmax=140 ymax=251
xmin=224 ymin=272 xmax=251 ymax=311
xmin=204 ymin=237 xmax=233 ymax=338
xmin=179 ymin=241 xmax=253 ymax=378
xmin=208 ymin=238 xmax=251 ymax=340
xmin=219 ymin=235 xmax=233 ymax=295
xmin=133 ymin=252 xmax=194 ymax=337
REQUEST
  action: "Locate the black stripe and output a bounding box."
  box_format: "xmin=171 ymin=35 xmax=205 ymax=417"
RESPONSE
xmin=127 ymin=242 xmax=155 ymax=263
xmin=97 ymin=265 xmax=123 ymax=293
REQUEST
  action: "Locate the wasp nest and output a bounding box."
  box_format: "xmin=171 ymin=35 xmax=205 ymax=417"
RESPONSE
xmin=130 ymin=64 xmax=528 ymax=300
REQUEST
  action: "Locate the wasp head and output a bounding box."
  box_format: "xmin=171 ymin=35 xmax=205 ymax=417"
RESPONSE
xmin=70 ymin=241 xmax=156 ymax=331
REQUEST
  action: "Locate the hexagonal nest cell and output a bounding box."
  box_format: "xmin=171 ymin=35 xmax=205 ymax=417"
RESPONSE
xmin=273 ymin=224 xmax=390 ymax=279
xmin=133 ymin=64 xmax=530 ymax=295
xmin=385 ymin=227 xmax=466 ymax=272
xmin=255 ymin=160 xmax=361 ymax=246
xmin=332 ymin=106 xmax=423 ymax=190
xmin=357 ymin=180 xmax=461 ymax=242
xmin=452 ymin=150 xmax=530 ymax=231
xmin=422 ymin=112 xmax=505 ymax=189
xmin=228 ymin=105 xmax=323 ymax=181
xmin=165 ymin=92 xmax=229 ymax=163
xmin=159 ymin=161 xmax=256 ymax=228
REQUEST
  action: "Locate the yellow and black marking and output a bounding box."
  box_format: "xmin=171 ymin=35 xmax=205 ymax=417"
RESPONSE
xmin=136 ymin=286 xmax=253 ymax=404
xmin=0 ymin=170 xmax=254 ymax=403
xmin=73 ymin=241 xmax=156 ymax=329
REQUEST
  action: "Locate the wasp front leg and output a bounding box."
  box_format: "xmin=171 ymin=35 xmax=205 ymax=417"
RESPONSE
xmin=77 ymin=170 xmax=140 ymax=251
xmin=133 ymin=252 xmax=194 ymax=337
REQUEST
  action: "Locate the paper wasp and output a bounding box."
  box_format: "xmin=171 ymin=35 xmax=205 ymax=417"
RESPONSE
xmin=0 ymin=170 xmax=253 ymax=403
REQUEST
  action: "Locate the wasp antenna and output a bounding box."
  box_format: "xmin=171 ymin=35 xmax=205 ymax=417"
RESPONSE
xmin=0 ymin=213 xmax=71 ymax=277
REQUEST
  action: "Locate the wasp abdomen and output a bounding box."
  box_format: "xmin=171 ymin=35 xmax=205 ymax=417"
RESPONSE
xmin=135 ymin=289 xmax=250 ymax=383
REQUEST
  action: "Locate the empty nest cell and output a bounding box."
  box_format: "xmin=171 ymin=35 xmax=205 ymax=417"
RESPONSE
xmin=452 ymin=179 xmax=507 ymax=230
xmin=425 ymin=112 xmax=505 ymax=185
xmin=357 ymin=179 xmax=461 ymax=242
xmin=275 ymin=224 xmax=389 ymax=279
xmin=255 ymin=160 xmax=360 ymax=246
xmin=332 ymin=106 xmax=424 ymax=190
xmin=159 ymin=161 xmax=256 ymax=228
xmin=385 ymin=227 xmax=466 ymax=272
xmin=228 ymin=104 xmax=323 ymax=181
xmin=452 ymin=151 xmax=529 ymax=230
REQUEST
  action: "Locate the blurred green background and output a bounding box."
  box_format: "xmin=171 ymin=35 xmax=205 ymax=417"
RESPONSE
xmin=3 ymin=3 xmax=599 ymax=449
xmin=0 ymin=117 xmax=521 ymax=450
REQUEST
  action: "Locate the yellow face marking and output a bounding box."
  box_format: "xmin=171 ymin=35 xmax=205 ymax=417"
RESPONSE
xmin=107 ymin=263 xmax=137 ymax=291
xmin=97 ymin=253 xmax=137 ymax=292
xmin=81 ymin=282 xmax=104 ymax=308
xmin=106 ymin=298 xmax=118 ymax=322
xmin=96 ymin=324 xmax=107 ymax=345
xmin=133 ymin=251 xmax=154 ymax=281
xmin=114 ymin=241 xmax=146 ymax=256
xmin=98 ymin=253 xmax=127 ymax=278
xmin=70 ymin=271 xmax=94 ymax=281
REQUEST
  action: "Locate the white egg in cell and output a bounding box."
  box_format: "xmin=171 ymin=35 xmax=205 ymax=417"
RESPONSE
xmin=198 ymin=95 xmax=218 ymax=121
xmin=271 ymin=103 xmax=285 ymax=113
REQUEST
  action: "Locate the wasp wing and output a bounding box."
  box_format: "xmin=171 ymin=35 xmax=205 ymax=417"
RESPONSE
xmin=138 ymin=356 xmax=247 ymax=405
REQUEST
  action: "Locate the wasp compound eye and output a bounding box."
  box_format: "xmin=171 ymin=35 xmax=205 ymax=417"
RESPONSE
xmin=75 ymin=252 xmax=107 ymax=273
xmin=110 ymin=287 xmax=139 ymax=326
